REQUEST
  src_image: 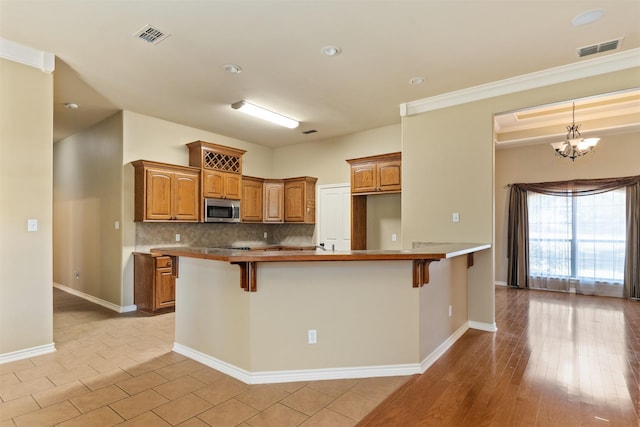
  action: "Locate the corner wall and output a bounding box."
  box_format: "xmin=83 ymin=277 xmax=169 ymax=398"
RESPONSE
xmin=53 ymin=113 xmax=124 ymax=306
xmin=402 ymin=66 xmax=640 ymax=329
xmin=0 ymin=58 xmax=54 ymax=355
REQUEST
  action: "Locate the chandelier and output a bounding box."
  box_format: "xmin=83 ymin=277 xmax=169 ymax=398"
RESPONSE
xmin=550 ymin=102 xmax=599 ymax=161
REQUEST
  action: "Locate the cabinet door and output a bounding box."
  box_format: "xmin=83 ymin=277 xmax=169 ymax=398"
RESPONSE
xmin=224 ymin=174 xmax=242 ymax=200
xmin=377 ymin=160 xmax=401 ymax=192
xmin=241 ymin=178 xmax=264 ymax=222
xmin=145 ymin=169 xmax=173 ymax=220
xmin=264 ymin=181 xmax=284 ymax=222
xmin=173 ymin=171 xmax=200 ymax=221
xmin=284 ymin=180 xmax=305 ymax=222
xmin=155 ymin=267 xmax=175 ymax=308
xmin=351 ymin=162 xmax=378 ymax=193
xmin=203 ymin=170 xmax=225 ymax=198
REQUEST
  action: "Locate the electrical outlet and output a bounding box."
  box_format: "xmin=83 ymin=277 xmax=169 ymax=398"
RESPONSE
xmin=175 ymin=233 xmax=181 ymax=242
xmin=391 ymin=233 xmax=397 ymax=242
xmin=75 ymin=271 xmax=80 ymax=279
xmin=448 ymin=305 xmax=452 ymax=317
xmin=264 ymin=231 xmax=268 ymax=239
xmin=114 ymin=221 xmax=120 ymax=230
xmin=308 ymin=329 xmax=317 ymax=344
xmin=452 ymin=212 xmax=460 ymax=223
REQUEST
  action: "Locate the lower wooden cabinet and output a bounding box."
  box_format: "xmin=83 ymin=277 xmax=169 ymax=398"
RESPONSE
xmin=134 ymin=253 xmax=177 ymax=314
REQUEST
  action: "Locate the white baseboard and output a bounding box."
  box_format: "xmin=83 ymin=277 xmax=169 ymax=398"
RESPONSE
xmin=0 ymin=343 xmax=56 ymax=364
xmin=469 ymin=321 xmax=498 ymax=332
xmin=495 ymin=281 xmax=507 ymax=287
xmin=53 ymin=283 xmax=137 ymax=313
xmin=419 ymin=322 xmax=469 ymax=373
xmin=174 ymin=322 xmax=479 ymax=384
xmin=173 ymin=343 xmax=422 ymax=385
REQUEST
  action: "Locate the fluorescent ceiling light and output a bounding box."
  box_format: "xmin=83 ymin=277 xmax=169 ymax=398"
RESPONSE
xmin=231 ymin=101 xmax=299 ymax=129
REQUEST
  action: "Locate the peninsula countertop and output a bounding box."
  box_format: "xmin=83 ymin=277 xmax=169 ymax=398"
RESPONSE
xmin=149 ymin=242 xmax=491 ymax=263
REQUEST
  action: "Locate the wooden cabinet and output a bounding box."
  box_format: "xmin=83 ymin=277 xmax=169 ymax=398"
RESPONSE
xmin=134 ymin=253 xmax=177 ymax=314
xmin=284 ymin=177 xmax=317 ymax=223
xmin=347 ymin=152 xmax=401 ymax=194
xmin=203 ymin=170 xmax=241 ymax=200
xmin=133 ymin=160 xmax=200 ymax=222
xmin=346 ymin=152 xmax=402 ymax=250
xmin=241 ymin=176 xmax=264 ymax=222
xmin=187 ymin=140 xmax=245 ymax=201
xmin=264 ymin=179 xmax=284 ymax=223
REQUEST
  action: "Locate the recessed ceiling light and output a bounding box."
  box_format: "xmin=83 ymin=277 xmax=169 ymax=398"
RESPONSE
xmin=572 ymin=9 xmax=605 ymax=26
xmin=321 ymin=46 xmax=342 ymax=56
xmin=409 ymin=77 xmax=425 ymax=85
xmin=64 ymin=103 xmax=79 ymax=109
xmin=224 ymin=64 xmax=242 ymax=74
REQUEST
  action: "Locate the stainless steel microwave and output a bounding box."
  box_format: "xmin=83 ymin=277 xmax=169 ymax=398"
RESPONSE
xmin=204 ymin=198 xmax=240 ymax=223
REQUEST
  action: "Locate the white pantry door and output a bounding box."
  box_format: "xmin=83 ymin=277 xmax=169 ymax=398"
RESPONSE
xmin=317 ymin=184 xmax=351 ymax=251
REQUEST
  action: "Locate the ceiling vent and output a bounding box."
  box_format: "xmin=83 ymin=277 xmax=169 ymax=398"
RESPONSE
xmin=577 ymin=38 xmax=623 ymax=57
xmin=133 ymin=24 xmax=170 ymax=45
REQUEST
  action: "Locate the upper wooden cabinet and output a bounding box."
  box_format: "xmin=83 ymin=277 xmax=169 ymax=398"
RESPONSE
xmin=284 ymin=177 xmax=317 ymax=223
xmin=133 ymin=160 xmax=200 ymax=222
xmin=187 ymin=140 xmax=245 ymax=200
xmin=241 ymin=176 xmax=264 ymax=222
xmin=346 ymin=152 xmax=401 ymax=194
xmin=264 ymin=179 xmax=284 ymax=223
xmin=203 ymin=170 xmax=241 ymax=200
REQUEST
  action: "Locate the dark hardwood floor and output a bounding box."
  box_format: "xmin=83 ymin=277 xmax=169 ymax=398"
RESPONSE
xmin=358 ymin=286 xmax=640 ymax=426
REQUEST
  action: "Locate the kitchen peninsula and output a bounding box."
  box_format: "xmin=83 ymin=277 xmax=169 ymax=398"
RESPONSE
xmin=151 ymin=243 xmax=490 ymax=384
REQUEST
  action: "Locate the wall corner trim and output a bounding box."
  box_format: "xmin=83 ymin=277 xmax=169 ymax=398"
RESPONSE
xmin=469 ymin=321 xmax=498 ymax=332
xmin=173 ymin=343 xmax=422 ymax=385
xmin=0 ymin=343 xmax=56 ymax=365
xmin=0 ymin=37 xmax=55 ymax=73
xmin=400 ymin=48 xmax=640 ymax=117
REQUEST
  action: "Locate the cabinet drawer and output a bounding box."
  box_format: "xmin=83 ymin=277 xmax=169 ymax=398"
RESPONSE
xmin=155 ymin=256 xmax=173 ymax=269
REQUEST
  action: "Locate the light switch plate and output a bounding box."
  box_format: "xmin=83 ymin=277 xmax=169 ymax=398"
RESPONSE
xmin=27 ymin=219 xmax=38 ymax=232
xmin=452 ymin=212 xmax=460 ymax=223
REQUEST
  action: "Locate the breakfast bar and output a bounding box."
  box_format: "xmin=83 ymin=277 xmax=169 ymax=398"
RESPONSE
xmin=151 ymin=243 xmax=490 ymax=384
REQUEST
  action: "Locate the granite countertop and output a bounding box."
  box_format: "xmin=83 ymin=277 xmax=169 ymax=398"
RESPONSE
xmin=149 ymin=243 xmax=491 ymax=263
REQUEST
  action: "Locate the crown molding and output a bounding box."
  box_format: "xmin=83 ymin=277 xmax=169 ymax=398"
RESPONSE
xmin=400 ymin=48 xmax=640 ymax=117
xmin=0 ymin=38 xmax=55 ymax=73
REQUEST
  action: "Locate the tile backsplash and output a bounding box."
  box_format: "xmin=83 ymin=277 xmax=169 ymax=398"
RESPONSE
xmin=135 ymin=222 xmax=316 ymax=252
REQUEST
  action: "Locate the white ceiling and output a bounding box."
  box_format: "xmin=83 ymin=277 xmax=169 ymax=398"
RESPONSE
xmin=1 ymin=1 xmax=639 ymax=147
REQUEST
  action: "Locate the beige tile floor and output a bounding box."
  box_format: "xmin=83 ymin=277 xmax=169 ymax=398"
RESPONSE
xmin=0 ymin=288 xmax=409 ymax=426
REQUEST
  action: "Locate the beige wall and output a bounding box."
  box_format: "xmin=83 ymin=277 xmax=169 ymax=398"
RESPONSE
xmin=0 ymin=58 xmax=54 ymax=354
xmin=53 ymin=113 xmax=123 ymax=305
xmin=495 ymin=132 xmax=640 ymax=284
xmin=403 ymin=66 xmax=640 ymax=328
xmin=272 ymin=124 xmax=401 ymax=184
xmin=367 ymin=193 xmax=402 ymax=250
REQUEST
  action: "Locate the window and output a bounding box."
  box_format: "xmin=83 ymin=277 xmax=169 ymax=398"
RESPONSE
xmin=528 ymin=188 xmax=626 ymax=283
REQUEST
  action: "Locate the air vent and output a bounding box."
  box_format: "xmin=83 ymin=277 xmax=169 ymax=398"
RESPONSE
xmin=577 ymin=38 xmax=623 ymax=57
xmin=133 ymin=25 xmax=170 ymax=45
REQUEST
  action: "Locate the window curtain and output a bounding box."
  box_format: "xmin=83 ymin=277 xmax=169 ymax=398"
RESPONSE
xmin=507 ymin=185 xmax=529 ymax=288
xmin=626 ymin=181 xmax=640 ymax=299
xmin=507 ymin=175 xmax=640 ymax=299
